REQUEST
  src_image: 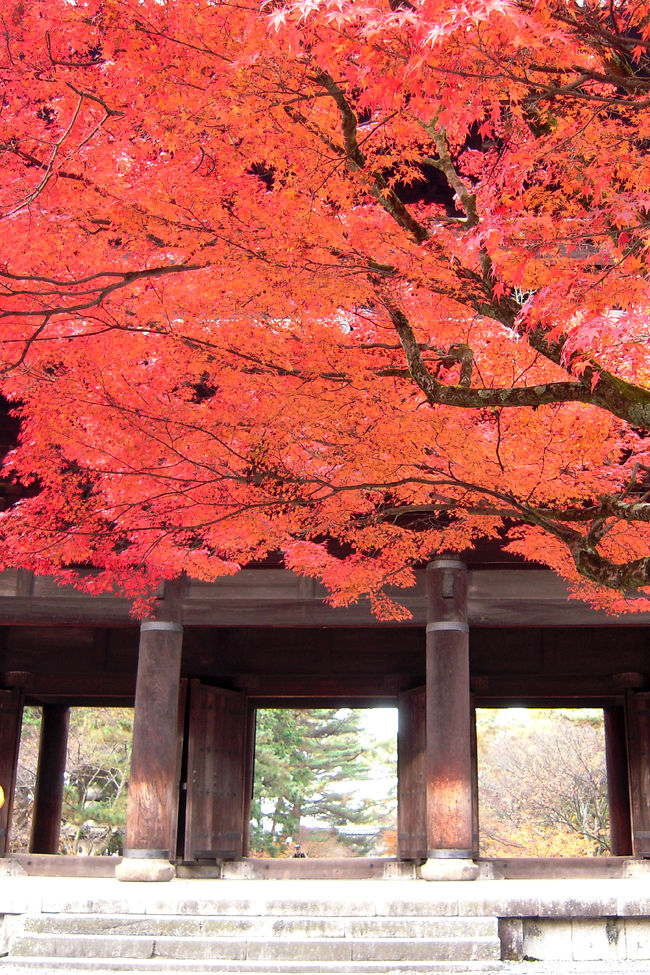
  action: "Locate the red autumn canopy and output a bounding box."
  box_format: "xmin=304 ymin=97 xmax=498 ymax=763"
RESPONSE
xmin=1 ymin=0 xmax=649 ymax=616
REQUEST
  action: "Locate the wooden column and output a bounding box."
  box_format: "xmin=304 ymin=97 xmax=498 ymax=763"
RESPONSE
xmin=118 ymin=578 xmax=185 ymax=880
xmin=604 ymin=705 xmax=632 ymax=856
xmin=0 ymin=689 xmax=24 ymax=856
xmin=424 ymin=558 xmax=475 ymax=866
xmin=29 ymin=704 xmax=70 ymax=854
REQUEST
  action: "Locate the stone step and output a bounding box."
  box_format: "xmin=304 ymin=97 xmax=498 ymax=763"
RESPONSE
xmin=8 ymin=932 xmax=501 ymax=963
xmin=34 ymin=895 xmax=469 ymax=918
xmin=0 ymin=960 xmax=504 ymax=974
xmin=22 ymin=912 xmax=498 ymax=940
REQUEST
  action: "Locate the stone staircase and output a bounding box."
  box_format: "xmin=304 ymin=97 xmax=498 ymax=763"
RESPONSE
xmin=0 ymin=891 xmax=503 ymax=973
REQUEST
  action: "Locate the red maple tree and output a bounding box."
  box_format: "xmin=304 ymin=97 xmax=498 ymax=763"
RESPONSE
xmin=1 ymin=0 xmax=648 ymax=616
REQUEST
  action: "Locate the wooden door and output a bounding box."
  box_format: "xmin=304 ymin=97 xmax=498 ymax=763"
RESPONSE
xmin=0 ymin=689 xmax=23 ymax=856
xmin=184 ymin=681 xmax=248 ymax=860
xmin=397 ymin=686 xmax=427 ymax=860
xmin=169 ymin=678 xmax=188 ymax=860
xmin=604 ymin=705 xmax=632 ymax=856
xmin=626 ymin=691 xmax=650 ymax=857
xmin=241 ymin=706 xmax=257 ymax=857
xmin=470 ymin=699 xmax=480 ymax=858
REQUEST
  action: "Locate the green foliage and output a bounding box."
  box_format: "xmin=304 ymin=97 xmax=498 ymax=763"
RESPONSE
xmin=11 ymin=707 xmax=132 ymax=855
xmin=10 ymin=706 xmax=40 ymax=852
xmin=61 ymin=709 xmax=132 ymax=854
xmin=250 ymin=708 xmax=394 ymax=857
xmin=250 ymin=709 xmax=309 ymax=855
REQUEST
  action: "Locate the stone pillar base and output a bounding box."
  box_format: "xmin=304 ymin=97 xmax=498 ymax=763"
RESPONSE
xmin=115 ymin=858 xmax=175 ymax=883
xmin=419 ymin=857 xmax=479 ymax=881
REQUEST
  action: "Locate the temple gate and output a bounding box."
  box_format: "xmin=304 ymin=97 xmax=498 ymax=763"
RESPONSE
xmin=0 ymin=552 xmax=647 ymax=880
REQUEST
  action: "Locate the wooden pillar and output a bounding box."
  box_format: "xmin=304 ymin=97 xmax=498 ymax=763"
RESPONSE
xmin=0 ymin=689 xmax=24 ymax=856
xmin=29 ymin=705 xmax=70 ymax=854
xmin=422 ymin=558 xmax=477 ymax=879
xmin=117 ymin=577 xmax=185 ymax=882
xmin=604 ymin=705 xmax=632 ymax=856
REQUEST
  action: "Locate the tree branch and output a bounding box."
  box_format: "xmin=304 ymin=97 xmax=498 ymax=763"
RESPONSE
xmin=310 ymin=69 xmax=431 ymax=244
xmin=375 ymin=283 xmax=594 ymax=410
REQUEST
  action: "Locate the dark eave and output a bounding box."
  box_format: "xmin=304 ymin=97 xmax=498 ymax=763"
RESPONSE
xmin=0 ymin=567 xmax=647 ymax=628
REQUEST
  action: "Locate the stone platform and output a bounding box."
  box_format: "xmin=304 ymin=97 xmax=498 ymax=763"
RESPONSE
xmin=1 ymin=875 xmax=650 ymax=972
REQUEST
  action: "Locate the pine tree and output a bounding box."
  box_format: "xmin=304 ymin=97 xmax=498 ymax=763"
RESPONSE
xmin=249 ymin=709 xmax=309 ymax=856
xmin=11 ymin=707 xmax=132 ymax=855
xmin=250 ymin=708 xmax=385 ymax=856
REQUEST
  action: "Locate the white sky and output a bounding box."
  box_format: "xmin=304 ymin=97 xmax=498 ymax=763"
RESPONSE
xmin=360 ymin=707 xmax=398 ymax=741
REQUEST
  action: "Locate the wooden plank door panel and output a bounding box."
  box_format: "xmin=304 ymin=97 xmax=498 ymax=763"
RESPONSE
xmin=470 ymin=700 xmax=480 ymax=859
xmin=397 ymin=686 xmax=427 ymax=860
xmin=626 ymin=691 xmax=650 ymax=857
xmin=241 ymin=706 xmax=257 ymax=858
xmin=169 ymin=678 xmax=188 ymax=861
xmin=185 ymin=680 xmax=247 ymax=860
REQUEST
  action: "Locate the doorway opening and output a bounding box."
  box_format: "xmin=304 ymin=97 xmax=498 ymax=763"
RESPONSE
xmin=249 ymin=707 xmax=397 ymax=858
xmin=476 ymin=707 xmax=610 ymax=857
xmin=11 ymin=706 xmax=132 ymax=855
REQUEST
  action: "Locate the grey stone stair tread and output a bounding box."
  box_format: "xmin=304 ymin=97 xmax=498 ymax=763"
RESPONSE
xmin=0 ymin=960 xmax=504 ymax=973
xmin=39 ymin=899 xmax=393 ymax=917
xmin=9 ymin=932 xmax=500 ymax=962
xmin=35 ymin=898 xmax=471 ymax=917
xmin=5 ymin=884 xmax=503 ymax=973
xmin=22 ymin=913 xmax=497 ymax=936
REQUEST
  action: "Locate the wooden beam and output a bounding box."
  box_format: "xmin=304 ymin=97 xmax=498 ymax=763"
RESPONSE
xmin=29 ymin=705 xmax=70 ymax=855
xmin=248 ymin=695 xmax=398 ymax=710
xmin=21 ymin=674 xmax=136 ymax=703
xmin=168 ymin=679 xmax=188 ymax=862
xmin=237 ymin=676 xmax=406 ymax=698
xmin=0 ymin=568 xmax=647 ymax=627
xmin=471 ymin=674 xmax=630 ymax=701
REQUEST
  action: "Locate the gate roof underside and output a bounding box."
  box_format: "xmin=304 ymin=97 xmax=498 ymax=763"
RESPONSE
xmin=0 ymin=565 xmax=647 ymax=711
